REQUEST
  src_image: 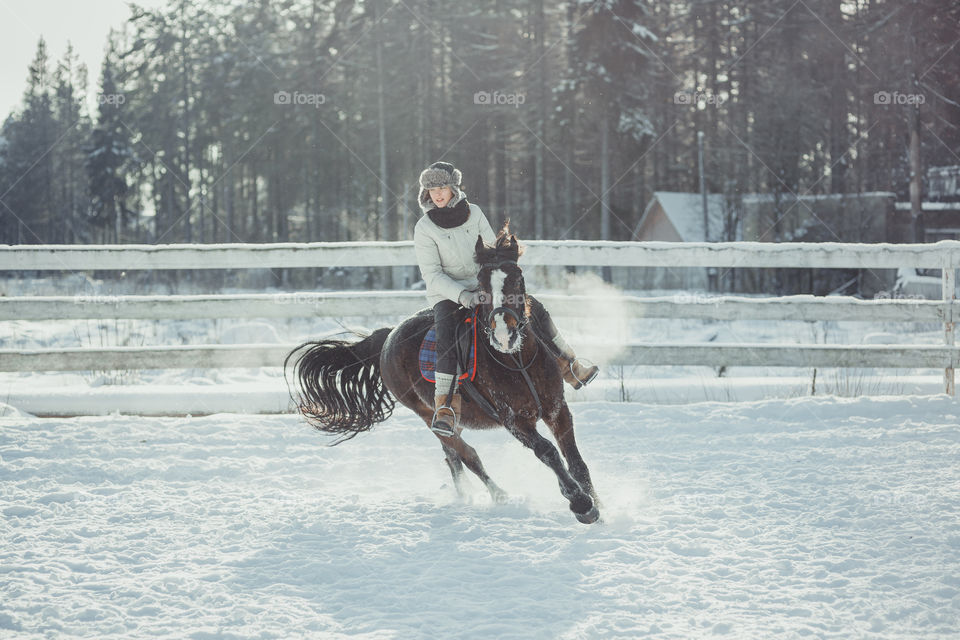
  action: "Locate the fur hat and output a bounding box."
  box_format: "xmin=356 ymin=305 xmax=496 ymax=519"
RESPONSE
xmin=418 ymin=161 xmax=463 ymax=212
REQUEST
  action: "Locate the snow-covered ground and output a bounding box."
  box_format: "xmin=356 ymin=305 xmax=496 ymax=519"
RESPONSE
xmin=2 ymin=396 xmax=959 ymax=638
xmin=2 ymin=275 xmax=959 ymax=637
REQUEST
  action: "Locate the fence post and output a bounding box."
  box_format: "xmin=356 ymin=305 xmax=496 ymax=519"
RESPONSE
xmin=943 ymin=256 xmax=956 ymax=396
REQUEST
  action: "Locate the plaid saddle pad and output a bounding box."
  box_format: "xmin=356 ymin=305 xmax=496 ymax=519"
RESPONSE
xmin=419 ymin=309 xmax=478 ymax=383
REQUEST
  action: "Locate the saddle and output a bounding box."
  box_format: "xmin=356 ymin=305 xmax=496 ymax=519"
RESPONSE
xmin=416 ymin=307 xmax=508 ymax=423
xmin=420 ymin=306 xmax=548 ymax=423
xmin=418 ymin=307 xmax=478 ymax=383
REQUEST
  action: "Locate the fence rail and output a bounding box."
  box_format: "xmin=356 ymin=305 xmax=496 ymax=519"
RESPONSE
xmin=1 ymin=240 xmax=958 ymax=394
xmin=2 ymin=292 xmax=956 ymax=323
xmin=2 ymin=239 xmax=959 ymax=269
xmin=1 ymin=343 xmax=957 ymax=373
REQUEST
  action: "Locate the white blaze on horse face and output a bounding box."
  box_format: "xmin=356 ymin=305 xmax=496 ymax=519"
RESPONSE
xmin=489 ymin=269 xmax=512 ymax=351
xmin=490 ymin=270 xmax=507 ymax=309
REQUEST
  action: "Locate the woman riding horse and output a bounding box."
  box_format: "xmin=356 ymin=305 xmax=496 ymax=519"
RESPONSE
xmin=286 ymin=175 xmax=603 ymax=522
xmin=414 ymin=161 xmax=599 ymax=436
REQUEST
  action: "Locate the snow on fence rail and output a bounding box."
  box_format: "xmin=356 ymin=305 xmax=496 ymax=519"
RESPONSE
xmin=1 ymin=240 xmax=958 ymax=393
xmin=1 ymin=239 xmax=959 ymax=269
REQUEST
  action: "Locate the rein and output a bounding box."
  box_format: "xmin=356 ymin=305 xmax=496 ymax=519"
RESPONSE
xmin=482 ymin=331 xmax=542 ymax=421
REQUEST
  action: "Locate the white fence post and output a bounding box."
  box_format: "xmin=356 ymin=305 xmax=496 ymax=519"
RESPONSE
xmin=943 ymin=256 xmax=956 ymax=396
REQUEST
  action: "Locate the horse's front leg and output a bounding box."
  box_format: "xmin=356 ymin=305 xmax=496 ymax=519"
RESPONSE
xmin=505 ymin=419 xmax=600 ymax=524
xmin=543 ymin=402 xmax=599 ymax=505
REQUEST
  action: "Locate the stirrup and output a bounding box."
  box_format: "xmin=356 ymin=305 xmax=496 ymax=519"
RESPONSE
xmin=430 ymin=404 xmax=459 ymax=437
xmin=568 ymin=358 xmax=599 ymax=388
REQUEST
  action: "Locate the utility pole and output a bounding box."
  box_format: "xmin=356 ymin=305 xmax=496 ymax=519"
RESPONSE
xmin=698 ymin=131 xmax=716 ymax=291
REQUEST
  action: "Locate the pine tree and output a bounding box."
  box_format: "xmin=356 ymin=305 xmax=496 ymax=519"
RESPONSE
xmin=87 ymin=34 xmax=135 ymax=243
xmin=51 ymin=43 xmax=93 ymax=243
xmin=571 ymin=0 xmax=656 ymax=242
xmin=0 ymin=39 xmax=57 ymax=244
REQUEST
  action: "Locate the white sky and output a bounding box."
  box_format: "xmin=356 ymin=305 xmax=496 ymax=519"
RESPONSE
xmin=0 ymin=0 xmax=168 ymax=119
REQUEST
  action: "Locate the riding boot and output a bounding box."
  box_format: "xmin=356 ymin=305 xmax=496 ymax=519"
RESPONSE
xmin=432 ymin=392 xmax=461 ymax=436
xmin=431 ymin=372 xmax=461 ymax=436
xmin=560 ymin=358 xmax=600 ymax=389
xmin=551 ymin=334 xmax=599 ymax=390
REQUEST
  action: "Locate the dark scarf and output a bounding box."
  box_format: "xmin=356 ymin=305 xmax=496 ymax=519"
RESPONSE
xmin=426 ymin=198 xmax=471 ymax=229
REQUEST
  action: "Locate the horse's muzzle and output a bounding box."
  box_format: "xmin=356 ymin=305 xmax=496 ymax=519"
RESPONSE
xmin=487 ymin=306 xmax=525 ymax=353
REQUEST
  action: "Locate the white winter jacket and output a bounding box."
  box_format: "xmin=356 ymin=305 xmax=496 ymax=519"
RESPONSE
xmin=414 ymin=202 xmax=497 ymax=307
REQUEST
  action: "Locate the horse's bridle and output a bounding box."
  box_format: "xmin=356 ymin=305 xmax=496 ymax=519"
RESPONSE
xmin=481 ymin=259 xmax=529 ymax=332
xmin=478 ymin=259 xmax=542 ymax=420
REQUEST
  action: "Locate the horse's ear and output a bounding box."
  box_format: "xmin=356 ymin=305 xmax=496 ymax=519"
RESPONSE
xmin=474 ymin=234 xmax=486 ymax=262
xmin=510 ymin=234 xmax=525 ymax=257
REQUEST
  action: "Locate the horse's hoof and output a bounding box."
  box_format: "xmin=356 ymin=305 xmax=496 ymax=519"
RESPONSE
xmin=574 ymin=505 xmax=600 ymax=524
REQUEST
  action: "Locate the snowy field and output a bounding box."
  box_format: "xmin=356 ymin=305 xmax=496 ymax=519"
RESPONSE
xmin=2 ymin=395 xmax=959 ymax=638
xmin=2 ymin=273 xmax=958 ymax=637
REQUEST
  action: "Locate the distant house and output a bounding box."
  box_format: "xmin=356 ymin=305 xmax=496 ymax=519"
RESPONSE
xmin=893 ymin=201 xmax=960 ymax=242
xmin=739 ymin=192 xmax=895 ymax=296
xmin=927 ymin=165 xmax=960 ymax=201
xmin=626 ymin=192 xmax=728 ymax=291
xmin=740 ymin=192 xmax=893 ymax=244
xmin=884 ymin=167 xmax=960 ymax=242
xmin=632 ymin=191 xmax=728 ymax=243
xmin=621 ymin=190 xmax=919 ymax=295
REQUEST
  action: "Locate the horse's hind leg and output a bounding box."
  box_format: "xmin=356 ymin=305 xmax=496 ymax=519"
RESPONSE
xmin=506 ymin=418 xmax=599 ymax=524
xmin=437 ymin=432 xmax=509 ymax=503
xmin=441 ymin=443 xmax=467 ymax=497
xmin=543 ymin=402 xmax=599 ymax=504
xmin=412 ymin=406 xmax=507 ymax=502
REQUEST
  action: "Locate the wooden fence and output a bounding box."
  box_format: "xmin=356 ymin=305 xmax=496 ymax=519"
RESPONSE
xmin=1 ymin=240 xmax=958 ymax=394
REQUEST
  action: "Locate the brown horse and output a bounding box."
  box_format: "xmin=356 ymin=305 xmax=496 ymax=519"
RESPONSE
xmin=285 ymin=224 xmax=600 ymax=524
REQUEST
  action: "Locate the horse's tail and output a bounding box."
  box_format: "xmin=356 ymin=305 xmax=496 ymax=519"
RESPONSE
xmin=284 ymin=327 xmax=396 ymax=444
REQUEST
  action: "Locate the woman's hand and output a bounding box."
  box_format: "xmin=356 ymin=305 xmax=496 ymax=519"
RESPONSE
xmin=458 ymin=288 xmax=480 ymax=308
